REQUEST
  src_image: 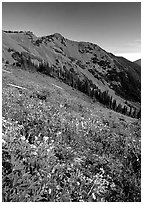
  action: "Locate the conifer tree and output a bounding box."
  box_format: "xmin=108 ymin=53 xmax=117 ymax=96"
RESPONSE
xmin=122 ymin=106 xmax=127 ymax=115
xmin=116 ymin=103 xmax=122 ymax=112
xmin=132 ymin=108 xmax=137 ymax=118
xmin=112 ymin=99 xmax=117 ymax=111
xmin=137 ymin=109 xmax=141 ymax=119
xmin=129 ymin=106 xmax=132 ymax=117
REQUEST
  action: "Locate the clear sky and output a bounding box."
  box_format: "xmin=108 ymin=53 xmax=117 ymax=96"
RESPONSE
xmin=2 ymin=2 xmax=141 ymax=61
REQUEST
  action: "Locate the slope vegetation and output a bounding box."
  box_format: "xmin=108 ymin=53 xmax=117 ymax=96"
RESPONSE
xmin=2 ymin=64 xmax=141 ymax=202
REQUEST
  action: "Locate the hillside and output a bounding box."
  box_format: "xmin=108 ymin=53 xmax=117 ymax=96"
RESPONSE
xmin=2 ymin=31 xmax=141 ymax=116
xmin=134 ymin=59 xmax=141 ymax=67
xmin=2 ymin=63 xmax=141 ymax=202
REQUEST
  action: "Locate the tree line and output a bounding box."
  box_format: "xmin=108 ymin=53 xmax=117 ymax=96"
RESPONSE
xmin=12 ymin=53 xmax=141 ymax=119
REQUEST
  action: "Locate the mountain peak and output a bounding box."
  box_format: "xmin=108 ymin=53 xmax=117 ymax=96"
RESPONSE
xmin=53 ymin=33 xmax=64 ymax=39
xmin=2 ymin=29 xmax=141 ymax=105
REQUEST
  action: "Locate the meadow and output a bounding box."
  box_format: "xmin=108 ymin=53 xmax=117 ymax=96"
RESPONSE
xmin=2 ymin=65 xmax=141 ymax=202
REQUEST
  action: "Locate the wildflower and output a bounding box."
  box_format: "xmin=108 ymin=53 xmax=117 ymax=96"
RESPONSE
xmin=49 ymin=189 xmax=52 ymax=194
xmin=21 ymin=136 xmax=25 ymax=140
xmin=100 ymin=167 xmax=105 ymax=174
xmin=66 ymin=146 xmax=72 ymax=150
xmin=37 ymin=172 xmax=40 ymax=177
xmin=92 ymin=192 xmax=96 ymax=200
xmin=60 ymin=104 xmax=63 ymax=108
xmin=74 ymin=157 xmax=83 ymax=164
xmin=32 ymin=151 xmax=38 ymax=156
xmin=57 ymin=131 xmax=62 ymax=136
xmin=51 ymin=139 xmax=55 ymax=143
xmin=56 ymin=185 xmax=60 ymax=190
xmin=30 ymin=144 xmax=37 ymax=149
xmin=47 ymin=145 xmax=54 ymax=155
xmin=2 ymin=139 xmax=6 ymax=144
xmin=43 ymin=136 xmax=49 ymax=142
xmin=35 ymin=136 xmax=38 ymax=140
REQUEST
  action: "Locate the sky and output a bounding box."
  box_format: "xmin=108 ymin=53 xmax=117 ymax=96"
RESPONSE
xmin=2 ymin=2 xmax=141 ymax=61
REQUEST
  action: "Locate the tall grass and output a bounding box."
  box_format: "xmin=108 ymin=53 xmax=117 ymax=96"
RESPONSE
xmin=2 ymin=69 xmax=141 ymax=202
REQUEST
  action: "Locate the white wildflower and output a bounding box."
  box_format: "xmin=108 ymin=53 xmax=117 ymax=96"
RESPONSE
xmin=2 ymin=139 xmax=6 ymax=144
xmin=43 ymin=136 xmax=49 ymax=142
xmin=56 ymin=185 xmax=60 ymax=190
xmin=110 ymin=182 xmax=116 ymax=190
xmin=47 ymin=149 xmax=50 ymax=154
xmin=35 ymin=136 xmax=38 ymax=140
xmin=37 ymin=172 xmax=40 ymax=176
xmin=49 ymin=189 xmax=52 ymax=194
xmin=57 ymin=131 xmax=62 ymax=136
xmin=21 ymin=136 xmax=25 ymax=140
xmin=66 ymin=146 xmax=72 ymax=150
xmin=92 ymin=192 xmax=96 ymax=200
xmin=60 ymin=104 xmax=63 ymax=108
xmin=74 ymin=157 xmax=83 ymax=164
xmin=51 ymin=139 xmax=55 ymax=143
xmin=100 ymin=167 xmax=105 ymax=174
xmin=32 ymin=151 xmax=38 ymax=156
xmin=47 ymin=145 xmax=54 ymax=155
xmin=30 ymin=144 xmax=37 ymax=149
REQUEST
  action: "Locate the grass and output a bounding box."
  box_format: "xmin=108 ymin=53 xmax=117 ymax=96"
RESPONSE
xmin=2 ymin=65 xmax=141 ymax=202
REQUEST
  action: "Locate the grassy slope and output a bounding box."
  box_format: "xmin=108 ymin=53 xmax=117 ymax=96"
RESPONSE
xmin=2 ymin=65 xmax=141 ymax=202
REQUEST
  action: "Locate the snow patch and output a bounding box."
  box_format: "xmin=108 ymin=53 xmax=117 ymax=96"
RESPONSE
xmin=2 ymin=69 xmax=12 ymax=73
xmin=52 ymin=83 xmax=63 ymax=89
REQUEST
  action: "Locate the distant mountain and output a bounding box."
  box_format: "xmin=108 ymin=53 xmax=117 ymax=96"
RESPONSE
xmin=134 ymin=59 xmax=141 ymax=66
xmin=2 ymin=30 xmax=141 ymax=113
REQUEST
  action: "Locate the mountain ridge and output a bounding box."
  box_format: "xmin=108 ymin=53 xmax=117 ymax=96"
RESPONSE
xmin=134 ymin=59 xmax=141 ymax=66
xmin=2 ymin=30 xmax=141 ymax=117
